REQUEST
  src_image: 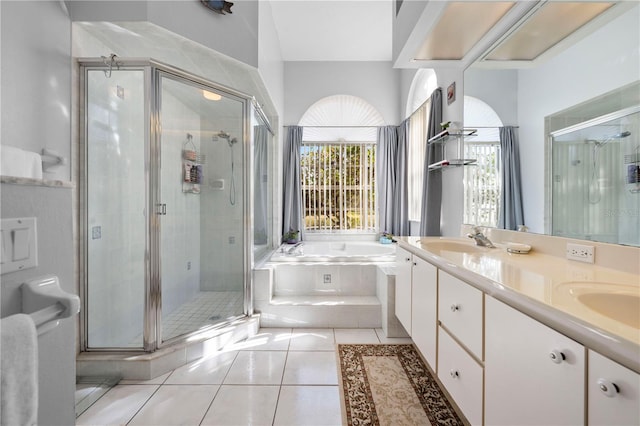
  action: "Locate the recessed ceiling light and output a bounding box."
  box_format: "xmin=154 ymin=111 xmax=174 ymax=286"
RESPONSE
xmin=414 ymin=2 xmax=515 ymax=61
xmin=484 ymin=2 xmax=614 ymax=61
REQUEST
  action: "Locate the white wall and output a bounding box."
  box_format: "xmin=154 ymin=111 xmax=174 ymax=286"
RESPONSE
xmin=283 ymin=61 xmax=400 ymax=125
xmin=464 ymin=68 xmax=518 ymax=127
xmin=517 ymin=7 xmax=640 ymax=233
xmin=0 ymin=2 xmax=76 ymax=425
xmin=1 ymin=0 xmax=72 ymax=181
xmin=258 ymin=0 xmax=284 ymax=120
xmin=437 ymin=67 xmax=466 ymax=237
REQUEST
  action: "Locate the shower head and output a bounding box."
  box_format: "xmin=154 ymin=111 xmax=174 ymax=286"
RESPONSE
xmin=212 ymin=131 xmax=237 ymax=147
xmin=593 ymin=130 xmax=631 ymax=148
xmin=217 ymin=131 xmax=231 ymax=139
xmin=613 ymin=131 xmax=631 ymax=139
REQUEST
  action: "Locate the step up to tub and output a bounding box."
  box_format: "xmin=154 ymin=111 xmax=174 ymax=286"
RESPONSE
xmin=270 ymin=295 xmax=380 ymax=306
xmin=259 ymin=295 xmax=382 ymax=328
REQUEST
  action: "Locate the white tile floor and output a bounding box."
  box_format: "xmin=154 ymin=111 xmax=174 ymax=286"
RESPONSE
xmin=76 ymin=327 xmax=412 ymax=426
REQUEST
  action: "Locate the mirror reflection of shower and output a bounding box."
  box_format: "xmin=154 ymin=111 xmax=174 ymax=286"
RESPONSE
xmin=588 ymin=131 xmax=632 ymax=204
xmin=213 ymin=131 xmax=238 ymax=205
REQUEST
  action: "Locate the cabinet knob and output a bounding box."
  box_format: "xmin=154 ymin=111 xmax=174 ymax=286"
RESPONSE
xmin=450 ymin=370 xmax=459 ymax=379
xmin=597 ymin=379 xmax=619 ymax=397
xmin=549 ymin=350 xmax=566 ymax=364
xmin=405 ymin=257 xmax=411 ymax=262
xmin=413 ymin=262 xmax=417 ymax=266
xmin=450 ymin=304 xmax=460 ymax=312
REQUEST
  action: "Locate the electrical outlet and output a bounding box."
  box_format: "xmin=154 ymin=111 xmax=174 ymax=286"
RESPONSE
xmin=566 ymin=243 xmax=595 ymax=263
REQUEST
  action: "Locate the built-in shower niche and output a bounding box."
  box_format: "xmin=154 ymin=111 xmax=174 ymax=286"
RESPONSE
xmin=550 ymin=106 xmax=639 ymax=246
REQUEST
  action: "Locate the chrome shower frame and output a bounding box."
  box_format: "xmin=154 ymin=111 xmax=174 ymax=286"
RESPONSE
xmin=78 ymin=58 xmax=255 ymax=353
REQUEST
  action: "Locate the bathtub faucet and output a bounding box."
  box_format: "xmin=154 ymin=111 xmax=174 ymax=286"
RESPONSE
xmin=467 ymin=227 xmax=495 ymax=248
xmin=286 ymin=241 xmax=304 ymax=255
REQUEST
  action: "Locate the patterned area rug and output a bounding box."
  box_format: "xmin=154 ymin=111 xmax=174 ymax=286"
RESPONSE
xmin=337 ymin=344 xmax=464 ymax=426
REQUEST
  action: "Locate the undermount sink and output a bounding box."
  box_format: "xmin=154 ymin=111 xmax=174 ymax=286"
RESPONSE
xmin=420 ymin=239 xmax=488 ymax=254
xmin=558 ymin=282 xmax=640 ymax=329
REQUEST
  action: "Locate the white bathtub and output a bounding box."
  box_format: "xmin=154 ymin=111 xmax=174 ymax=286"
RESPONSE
xmin=270 ymin=241 xmax=396 ymax=263
xmin=254 ymin=240 xmax=399 ymax=329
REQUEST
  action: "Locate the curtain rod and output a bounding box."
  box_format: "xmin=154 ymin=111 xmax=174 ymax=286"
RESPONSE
xmin=469 ymin=126 xmax=519 ymax=128
xmin=283 ymin=125 xmax=382 ymax=128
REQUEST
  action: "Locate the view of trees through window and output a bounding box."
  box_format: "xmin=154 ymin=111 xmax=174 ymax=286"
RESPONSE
xmin=464 ymin=142 xmax=501 ymax=227
xmin=301 ymin=142 xmax=376 ymax=232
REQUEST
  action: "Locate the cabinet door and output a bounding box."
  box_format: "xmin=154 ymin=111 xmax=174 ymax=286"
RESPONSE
xmin=411 ymin=257 xmax=437 ymax=370
xmin=588 ymin=350 xmax=639 ymax=426
xmin=395 ymin=246 xmax=413 ymax=335
xmin=485 ymin=296 xmax=585 ymax=425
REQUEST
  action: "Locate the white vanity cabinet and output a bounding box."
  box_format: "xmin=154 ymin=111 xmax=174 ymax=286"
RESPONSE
xmin=588 ymin=349 xmax=640 ymax=426
xmin=394 ymin=246 xmax=438 ymax=369
xmin=485 ymin=296 xmax=585 ymax=426
xmin=437 ymin=271 xmax=484 ymax=426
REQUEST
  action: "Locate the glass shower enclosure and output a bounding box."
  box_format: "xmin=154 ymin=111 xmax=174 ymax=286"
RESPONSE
xmin=80 ymin=59 xmax=257 ymax=351
xmin=550 ymin=106 xmax=639 ymax=246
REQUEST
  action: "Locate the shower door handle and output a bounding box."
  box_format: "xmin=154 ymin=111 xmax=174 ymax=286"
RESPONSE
xmin=156 ymin=204 xmax=167 ymax=215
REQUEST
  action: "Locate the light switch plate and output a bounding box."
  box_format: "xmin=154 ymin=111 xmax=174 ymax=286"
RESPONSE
xmin=1 ymin=217 xmax=37 ymax=274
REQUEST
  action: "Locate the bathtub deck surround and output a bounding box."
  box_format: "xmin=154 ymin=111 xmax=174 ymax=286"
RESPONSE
xmin=254 ymin=240 xmax=403 ymax=331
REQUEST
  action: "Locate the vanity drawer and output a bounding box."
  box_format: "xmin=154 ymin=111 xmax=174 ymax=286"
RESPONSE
xmin=438 ymin=271 xmax=483 ymax=359
xmin=438 ymin=326 xmax=483 ymax=426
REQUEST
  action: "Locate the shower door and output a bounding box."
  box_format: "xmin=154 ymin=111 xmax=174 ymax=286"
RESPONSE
xmin=156 ymin=71 xmax=248 ymax=344
xmin=83 ymin=67 xmax=148 ymax=349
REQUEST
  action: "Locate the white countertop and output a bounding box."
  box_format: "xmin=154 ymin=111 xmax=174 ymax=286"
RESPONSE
xmin=396 ymin=236 xmax=640 ymax=373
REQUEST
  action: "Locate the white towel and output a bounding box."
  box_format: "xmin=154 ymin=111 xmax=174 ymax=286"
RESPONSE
xmin=0 ymin=313 xmax=38 ymax=426
xmin=0 ymin=145 xmax=43 ymax=179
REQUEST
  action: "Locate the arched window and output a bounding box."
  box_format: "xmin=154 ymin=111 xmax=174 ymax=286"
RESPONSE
xmin=298 ymin=95 xmax=384 ymax=233
xmin=405 ymin=69 xmax=438 ymax=118
xmin=463 ymin=96 xmax=504 ymax=227
xmin=299 ymin=94 xmax=384 ymax=141
xmin=405 ymin=69 xmax=438 ymax=221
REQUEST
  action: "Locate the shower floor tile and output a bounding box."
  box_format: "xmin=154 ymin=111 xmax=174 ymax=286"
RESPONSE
xmin=126 ymin=291 xmax=243 ymax=346
xmin=162 ymin=291 xmax=244 ymax=341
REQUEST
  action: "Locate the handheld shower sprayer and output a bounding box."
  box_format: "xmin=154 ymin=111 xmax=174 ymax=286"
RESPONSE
xmin=212 ymin=130 xmax=238 ymax=205
xmin=588 ymin=130 xmax=632 ymax=204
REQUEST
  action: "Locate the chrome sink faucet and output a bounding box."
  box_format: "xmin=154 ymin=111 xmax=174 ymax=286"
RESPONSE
xmin=467 ymin=227 xmax=495 ymax=248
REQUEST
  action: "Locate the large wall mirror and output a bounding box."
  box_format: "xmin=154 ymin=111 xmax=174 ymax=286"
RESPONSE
xmin=464 ymin=2 xmax=639 ymax=246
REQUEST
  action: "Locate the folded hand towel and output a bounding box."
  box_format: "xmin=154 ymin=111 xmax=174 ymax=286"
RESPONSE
xmin=0 ymin=145 xmax=43 ymax=179
xmin=1 ymin=313 xmax=38 ymax=426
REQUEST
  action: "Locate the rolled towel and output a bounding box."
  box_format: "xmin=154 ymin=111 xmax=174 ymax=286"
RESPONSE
xmin=1 ymin=313 xmax=38 ymax=426
xmin=0 ymin=145 xmax=43 ymax=179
